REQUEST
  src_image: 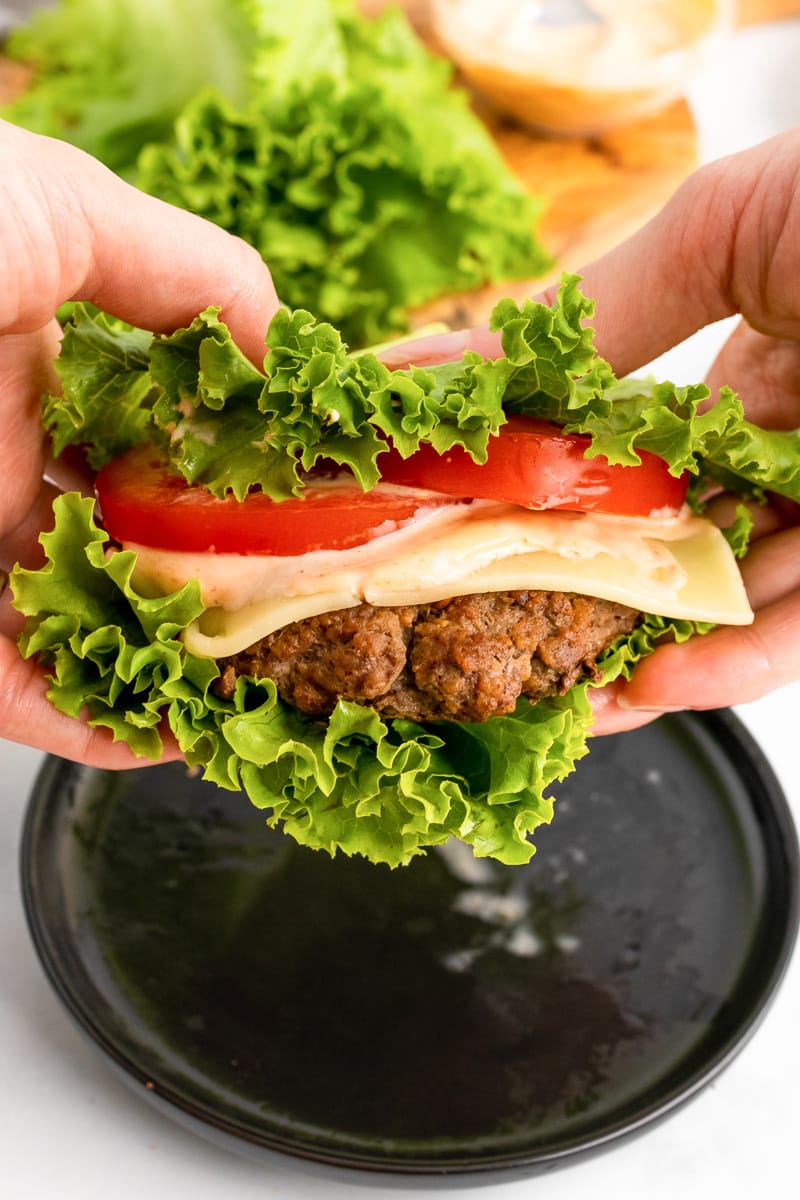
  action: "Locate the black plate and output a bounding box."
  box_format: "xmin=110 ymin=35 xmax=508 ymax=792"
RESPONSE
xmin=19 ymin=711 xmax=799 ymax=1182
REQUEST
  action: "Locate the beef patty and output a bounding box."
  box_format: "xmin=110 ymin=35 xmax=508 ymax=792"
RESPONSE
xmin=213 ymin=590 xmax=639 ymax=724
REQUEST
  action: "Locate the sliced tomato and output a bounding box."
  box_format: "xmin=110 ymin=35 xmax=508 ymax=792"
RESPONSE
xmin=95 ymin=444 xmax=461 ymax=555
xmin=96 ymin=420 xmax=687 ymax=557
xmin=377 ymin=416 xmax=687 ymax=517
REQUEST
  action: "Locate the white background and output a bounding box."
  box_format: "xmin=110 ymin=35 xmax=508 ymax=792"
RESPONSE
xmin=2 ymin=15 xmax=800 ymax=1200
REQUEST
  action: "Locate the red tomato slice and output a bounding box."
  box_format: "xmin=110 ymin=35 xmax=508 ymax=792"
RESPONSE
xmin=376 ymin=416 xmax=687 ymax=517
xmin=95 ymin=444 xmax=462 ymax=555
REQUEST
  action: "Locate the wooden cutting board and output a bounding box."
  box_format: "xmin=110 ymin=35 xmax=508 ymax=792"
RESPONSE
xmin=737 ymin=0 xmax=800 ymax=19
xmin=408 ymin=98 xmax=699 ymax=329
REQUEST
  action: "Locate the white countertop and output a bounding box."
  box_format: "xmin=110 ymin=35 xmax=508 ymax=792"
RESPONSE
xmin=2 ymin=17 xmax=800 ymax=1200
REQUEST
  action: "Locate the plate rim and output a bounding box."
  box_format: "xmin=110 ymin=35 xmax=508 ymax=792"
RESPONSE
xmin=18 ymin=709 xmax=800 ymax=1179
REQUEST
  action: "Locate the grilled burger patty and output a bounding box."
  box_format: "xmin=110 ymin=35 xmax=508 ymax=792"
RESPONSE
xmin=213 ymin=590 xmax=640 ymax=724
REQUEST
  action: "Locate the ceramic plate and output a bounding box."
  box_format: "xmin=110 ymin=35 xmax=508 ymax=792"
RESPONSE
xmin=19 ymin=710 xmax=799 ymax=1180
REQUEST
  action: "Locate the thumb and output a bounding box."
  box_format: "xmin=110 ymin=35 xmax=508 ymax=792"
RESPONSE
xmin=617 ymin=595 xmax=800 ymax=714
xmin=381 ymin=130 xmax=800 ymax=378
xmin=576 ymin=129 xmax=800 ymax=374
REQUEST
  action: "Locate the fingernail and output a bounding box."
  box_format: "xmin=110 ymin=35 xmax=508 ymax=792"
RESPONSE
xmin=617 ymin=697 xmax=686 ymax=713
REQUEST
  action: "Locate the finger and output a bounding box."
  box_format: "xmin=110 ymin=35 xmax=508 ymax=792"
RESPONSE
xmin=704 ymin=491 xmax=799 ymax=542
xmin=82 ymin=177 xmax=280 ymax=366
xmin=588 ymin=678 xmax=662 ymax=735
xmin=566 ymin=175 xmax=738 ymax=375
xmin=617 ymin=590 xmax=800 ymax=713
xmin=0 ymin=323 xmax=61 ymax=538
xmin=1 ymin=122 xmax=280 ymax=365
xmin=737 ymin=526 xmax=800 ymax=611
xmin=705 ymin=319 xmax=800 ymax=429
xmin=388 ymin=131 xmax=800 ymax=378
xmin=378 ymin=324 xmax=502 ymax=370
xmin=0 ymin=479 xmax=60 ymax=576
xmin=549 ymin=131 xmax=800 ymax=375
xmin=0 ymin=634 xmax=183 ymax=768
xmin=0 ymin=587 xmax=24 ymax=643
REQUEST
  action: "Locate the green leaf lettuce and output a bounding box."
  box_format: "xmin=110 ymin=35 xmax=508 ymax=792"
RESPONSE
xmin=18 ymin=278 xmax=800 ymax=867
xmin=43 ymin=275 xmax=800 ymax=507
xmin=10 ymin=493 xmax=579 ymax=866
xmin=2 ymin=0 xmax=254 ymax=176
xmin=4 ymin=0 xmax=552 ymax=345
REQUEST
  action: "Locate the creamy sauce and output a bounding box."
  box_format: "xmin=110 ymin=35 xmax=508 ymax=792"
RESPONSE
xmin=430 ymin=0 xmax=729 ymax=133
xmin=438 ymin=0 xmax=723 ymax=85
xmin=125 ymin=500 xmax=754 ymax=659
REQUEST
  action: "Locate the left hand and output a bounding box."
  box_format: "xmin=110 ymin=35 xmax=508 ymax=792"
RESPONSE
xmin=0 ymin=120 xmax=281 ymax=764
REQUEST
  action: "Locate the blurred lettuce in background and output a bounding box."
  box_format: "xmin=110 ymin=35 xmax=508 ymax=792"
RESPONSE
xmin=1 ymin=0 xmax=255 ymax=173
xmin=2 ymin=0 xmax=551 ymax=345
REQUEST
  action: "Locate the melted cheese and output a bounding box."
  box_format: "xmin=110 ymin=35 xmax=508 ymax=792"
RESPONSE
xmin=126 ymin=501 xmax=753 ymax=658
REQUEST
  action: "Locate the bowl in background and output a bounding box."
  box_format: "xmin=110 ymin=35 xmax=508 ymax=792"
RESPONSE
xmin=429 ymin=0 xmax=733 ymax=136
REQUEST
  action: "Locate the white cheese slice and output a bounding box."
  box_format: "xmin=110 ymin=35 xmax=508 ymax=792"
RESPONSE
xmin=125 ymin=501 xmax=753 ymax=659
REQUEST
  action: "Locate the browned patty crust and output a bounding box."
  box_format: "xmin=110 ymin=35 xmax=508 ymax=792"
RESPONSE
xmin=213 ymin=590 xmax=639 ymax=724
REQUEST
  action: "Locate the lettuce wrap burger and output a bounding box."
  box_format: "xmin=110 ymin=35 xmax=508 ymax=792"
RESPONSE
xmin=11 ymin=277 xmax=799 ymax=866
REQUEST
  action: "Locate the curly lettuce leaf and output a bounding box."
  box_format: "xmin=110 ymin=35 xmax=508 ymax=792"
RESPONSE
xmin=689 ymin=387 xmax=800 ymax=502
xmin=40 ymin=279 xmax=595 ymax=494
xmin=11 ymin=493 xmax=714 ymax=866
xmin=10 ymin=492 xmax=606 ymax=867
xmin=10 ymin=494 xmax=211 ymax=756
xmin=491 ymin=278 xmax=616 ymax=420
xmin=719 ymin=503 xmax=755 ymax=559
xmin=563 ymin=376 xmax=800 ymax=502
xmin=2 ymin=0 xmax=254 ymax=177
xmin=135 ymin=3 xmax=550 ymax=345
xmin=42 ymin=278 xmax=800 ymax=515
xmin=244 ymin=0 xmax=357 ymax=101
xmin=5 ymin=0 xmax=551 ymax=344
xmin=42 ymin=307 xmax=156 ymax=469
xmin=19 ymin=274 xmax=800 ymax=866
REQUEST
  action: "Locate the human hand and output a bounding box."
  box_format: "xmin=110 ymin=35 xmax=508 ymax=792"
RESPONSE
xmin=382 ymin=129 xmax=800 ymax=733
xmin=0 ymin=119 xmax=280 ymax=765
